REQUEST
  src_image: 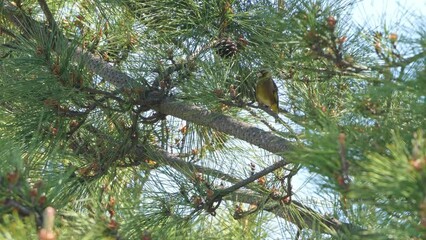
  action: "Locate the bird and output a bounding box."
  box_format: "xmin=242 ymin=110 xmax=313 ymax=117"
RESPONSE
xmin=255 ymin=69 xmax=279 ymax=114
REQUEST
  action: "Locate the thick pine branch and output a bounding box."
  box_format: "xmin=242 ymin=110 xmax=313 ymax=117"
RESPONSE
xmin=156 ymin=99 xmax=292 ymax=154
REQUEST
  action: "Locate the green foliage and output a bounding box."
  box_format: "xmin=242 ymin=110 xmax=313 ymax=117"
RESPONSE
xmin=348 ymin=130 xmax=426 ymax=238
xmin=0 ymin=212 xmax=38 ymax=240
xmin=0 ymin=0 xmax=425 ymax=239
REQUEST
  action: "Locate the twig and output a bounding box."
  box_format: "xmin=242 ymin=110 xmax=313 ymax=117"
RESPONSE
xmin=370 ymin=51 xmax=426 ymax=70
xmin=0 ymin=26 xmax=17 ymax=38
xmin=37 ymin=0 xmax=57 ymax=29
xmin=281 ymin=166 xmax=298 ymax=205
xmin=4 ymin=198 xmax=32 ymax=216
xmin=83 ymin=87 xmax=125 ymax=103
xmin=225 ymin=190 xmax=362 ymax=234
xmin=214 ymin=160 xmax=286 ymax=197
xmin=338 ymin=133 xmax=350 ymax=190
xmin=295 ymin=227 xmax=301 ymax=240
xmin=152 ymin=39 xmax=218 ymax=91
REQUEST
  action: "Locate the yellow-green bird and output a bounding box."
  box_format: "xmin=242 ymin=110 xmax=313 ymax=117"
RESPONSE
xmin=255 ymin=70 xmax=279 ymax=113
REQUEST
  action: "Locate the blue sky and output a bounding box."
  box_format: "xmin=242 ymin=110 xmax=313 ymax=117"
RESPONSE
xmin=352 ymin=0 xmax=425 ymax=32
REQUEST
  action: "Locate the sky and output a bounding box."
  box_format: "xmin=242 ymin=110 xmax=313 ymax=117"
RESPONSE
xmin=351 ymin=0 xmax=425 ymax=33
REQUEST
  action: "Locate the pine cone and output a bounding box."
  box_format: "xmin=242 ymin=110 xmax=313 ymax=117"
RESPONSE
xmin=215 ymin=37 xmax=238 ymax=58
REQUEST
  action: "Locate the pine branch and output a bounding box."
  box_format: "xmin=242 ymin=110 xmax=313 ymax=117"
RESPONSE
xmin=3 ymin=2 xmax=292 ymax=156
xmin=216 ymin=160 xmax=286 ymax=196
xmin=156 ymin=99 xmax=291 ymax=154
xmin=369 ymin=51 xmax=426 ymax=70
xmin=67 ymin=128 xmax=346 ymax=234
xmin=72 ymin=47 xmax=136 ymax=88
xmin=0 ymin=26 xmax=17 ymax=38
xmin=136 ymin=146 xmax=361 ymax=235
xmin=1 ymin=2 xmax=135 ymax=88
xmin=225 ymin=190 xmax=362 ymax=235
xmin=37 ymin=0 xmax=56 ymax=29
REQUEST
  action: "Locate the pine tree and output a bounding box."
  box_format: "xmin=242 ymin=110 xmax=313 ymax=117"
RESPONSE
xmin=0 ymin=0 xmax=425 ymax=239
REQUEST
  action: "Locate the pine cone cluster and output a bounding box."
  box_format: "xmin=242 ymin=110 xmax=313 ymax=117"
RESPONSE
xmin=215 ymin=37 xmax=239 ymax=58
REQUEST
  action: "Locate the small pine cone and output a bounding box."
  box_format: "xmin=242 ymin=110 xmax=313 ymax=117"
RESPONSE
xmin=215 ymin=38 xmax=238 ymax=58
